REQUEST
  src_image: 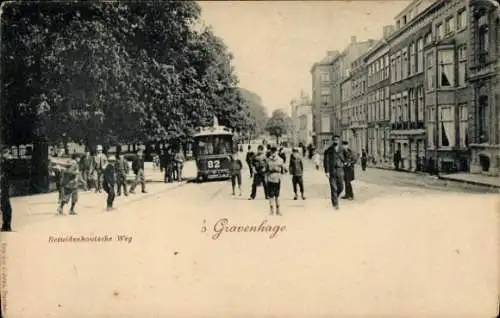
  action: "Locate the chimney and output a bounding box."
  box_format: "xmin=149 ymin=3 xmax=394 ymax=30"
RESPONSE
xmin=327 ymin=50 xmax=339 ymax=57
xmin=382 ymin=25 xmax=395 ymax=38
xmin=350 ymin=36 xmax=357 ymax=43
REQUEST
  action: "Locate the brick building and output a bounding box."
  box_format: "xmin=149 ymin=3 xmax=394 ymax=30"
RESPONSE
xmin=311 ymin=51 xmax=339 ymax=150
xmin=467 ymin=0 xmax=500 ymax=176
xmin=364 ymin=26 xmax=394 ymax=164
xmin=341 ymin=54 xmax=368 ymax=155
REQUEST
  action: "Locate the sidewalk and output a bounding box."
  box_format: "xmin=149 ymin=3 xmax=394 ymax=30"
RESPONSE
xmin=9 ymin=161 xmax=198 ymax=230
xmin=439 ymin=172 xmax=500 ymax=189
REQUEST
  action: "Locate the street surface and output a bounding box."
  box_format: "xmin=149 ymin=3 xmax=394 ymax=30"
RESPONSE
xmin=2 ymin=153 xmax=499 ymax=317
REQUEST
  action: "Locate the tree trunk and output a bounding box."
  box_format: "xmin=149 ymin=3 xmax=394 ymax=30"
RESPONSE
xmin=30 ymin=138 xmax=50 ymax=194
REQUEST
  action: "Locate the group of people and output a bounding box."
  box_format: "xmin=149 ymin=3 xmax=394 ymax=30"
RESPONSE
xmin=54 ymin=145 xmax=148 ymax=215
xmin=223 ymin=144 xmax=306 ymax=216
xmin=157 ymin=148 xmax=185 ymax=183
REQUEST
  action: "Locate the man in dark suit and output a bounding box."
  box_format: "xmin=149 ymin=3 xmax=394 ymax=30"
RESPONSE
xmin=323 ymin=135 xmax=345 ymax=210
xmin=341 ymin=141 xmax=356 ymax=200
xmin=129 ymin=150 xmax=146 ymax=194
xmin=248 ymin=145 xmax=268 ymax=200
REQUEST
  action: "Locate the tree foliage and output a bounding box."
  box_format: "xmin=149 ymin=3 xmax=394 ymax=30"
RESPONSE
xmin=1 ymin=1 xmax=252 ymax=148
xmin=265 ymin=109 xmax=291 ymax=143
xmin=239 ymin=88 xmax=268 ymax=136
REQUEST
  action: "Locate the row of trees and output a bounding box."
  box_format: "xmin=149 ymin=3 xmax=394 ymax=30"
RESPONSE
xmin=1 ymin=1 xmax=260 ymax=150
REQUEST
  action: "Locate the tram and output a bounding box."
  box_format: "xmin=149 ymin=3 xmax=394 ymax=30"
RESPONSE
xmin=193 ymin=120 xmax=236 ymax=182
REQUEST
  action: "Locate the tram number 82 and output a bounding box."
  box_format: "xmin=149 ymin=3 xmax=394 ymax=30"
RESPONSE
xmin=207 ymin=160 xmax=221 ymax=169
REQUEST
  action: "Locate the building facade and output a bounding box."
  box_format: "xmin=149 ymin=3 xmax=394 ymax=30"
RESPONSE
xmin=311 ymin=51 xmax=339 ymax=150
xmin=340 ymin=75 xmax=352 ymax=143
xmin=467 ymin=0 xmax=500 ymax=176
xmin=364 ymin=26 xmax=394 ymax=165
xmin=290 ymin=91 xmax=313 ymax=147
xmin=423 ymin=0 xmax=471 ymax=173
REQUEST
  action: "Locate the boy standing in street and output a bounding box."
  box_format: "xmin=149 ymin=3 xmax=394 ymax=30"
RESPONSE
xmin=103 ymin=155 xmax=117 ymax=211
xmin=266 ymin=146 xmax=286 ymax=215
xmin=115 ymin=153 xmax=129 ymax=196
xmin=57 ymin=155 xmax=83 ymax=215
xmin=289 ymin=148 xmax=305 ymax=200
xmin=229 ymin=153 xmax=243 ymax=196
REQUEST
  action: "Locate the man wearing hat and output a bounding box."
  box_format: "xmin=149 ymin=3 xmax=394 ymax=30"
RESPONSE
xmin=115 ymin=152 xmax=129 ymax=196
xmin=103 ymin=154 xmax=117 ymax=211
xmin=93 ymin=145 xmax=108 ymax=193
xmin=1 ymin=147 xmax=12 ymax=231
xmin=323 ymin=135 xmax=346 ymax=210
xmin=129 ymin=149 xmax=146 ymax=194
xmin=342 ymin=141 xmax=356 ymax=200
xmin=266 ymin=146 xmax=286 ymax=215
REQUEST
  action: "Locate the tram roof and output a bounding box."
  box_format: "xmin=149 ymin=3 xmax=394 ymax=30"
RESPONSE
xmin=193 ymin=125 xmax=234 ymax=138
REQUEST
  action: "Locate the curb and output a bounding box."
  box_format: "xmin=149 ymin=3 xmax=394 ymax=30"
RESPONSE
xmin=437 ymin=175 xmax=500 ymax=189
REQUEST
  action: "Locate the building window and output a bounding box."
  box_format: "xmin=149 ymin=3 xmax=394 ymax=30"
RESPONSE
xmin=427 ymin=107 xmax=435 ymax=148
xmin=458 ymin=45 xmax=467 ymax=86
xmin=403 ymin=94 xmax=408 ymax=122
xmin=417 ymin=87 xmax=424 ymax=122
xmin=402 ymin=49 xmax=408 ymax=78
xmin=410 ymin=43 xmax=416 ymax=75
xmin=321 ymin=95 xmax=329 ymax=105
xmin=479 ymin=24 xmax=489 ymax=55
xmin=439 ymin=50 xmax=454 ymax=87
xmin=391 ymin=95 xmax=396 ymax=123
xmin=385 ymin=55 xmax=390 ymax=79
xmin=459 ymin=103 xmax=468 ymax=148
xmin=321 ymin=114 xmax=330 ymax=133
xmin=395 ymin=52 xmax=401 ymax=81
xmin=425 ymin=33 xmax=432 ymax=45
xmin=320 ymin=72 xmax=330 ymax=82
xmin=478 ymin=89 xmax=489 ymax=142
xmin=390 ymin=55 xmax=396 ymax=82
xmin=397 ymin=96 xmax=402 ymax=122
xmin=385 ymin=87 xmax=390 ymax=121
xmin=445 ymin=16 xmax=455 ymax=34
xmin=436 ymin=23 xmax=444 ymax=40
xmin=409 ymin=89 xmax=415 ymax=123
xmin=417 ymin=38 xmax=424 ymax=73
xmin=439 ymin=105 xmax=455 ymax=148
xmin=457 ymin=9 xmax=467 ymax=30
xmin=426 ymin=51 xmax=435 ymax=91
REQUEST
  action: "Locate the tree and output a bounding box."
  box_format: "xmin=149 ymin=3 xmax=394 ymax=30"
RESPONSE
xmin=265 ymin=109 xmax=291 ymax=144
xmin=239 ymin=88 xmax=269 ymax=137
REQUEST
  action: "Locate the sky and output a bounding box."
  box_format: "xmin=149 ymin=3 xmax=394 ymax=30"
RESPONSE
xmin=199 ymin=0 xmax=411 ymax=114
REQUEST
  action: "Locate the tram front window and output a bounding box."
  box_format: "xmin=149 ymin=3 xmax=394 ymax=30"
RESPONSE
xmin=195 ymin=135 xmax=232 ymax=156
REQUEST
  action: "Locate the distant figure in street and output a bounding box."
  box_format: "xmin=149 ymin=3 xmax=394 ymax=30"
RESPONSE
xmin=239 ymin=144 xmax=243 ymax=152
xmin=341 ymin=141 xmax=356 ymax=200
xmin=163 ymin=148 xmax=174 ymax=183
xmin=93 ymin=145 xmax=108 ymax=193
xmin=80 ymin=151 xmax=95 ymax=191
xmin=245 ymin=145 xmax=255 ymax=177
xmin=301 ymin=144 xmax=307 ymax=158
xmin=394 ymin=150 xmax=401 ymax=170
xmin=265 ymin=144 xmax=272 ymax=158
xmin=1 ymin=147 xmax=12 ymax=231
xmin=57 ymin=155 xmax=83 ymax=215
xmin=174 ymin=149 xmax=185 ymax=182
xmin=278 ymin=147 xmax=287 ymax=163
xmin=289 ymin=148 xmax=305 ymax=200
xmin=159 ymin=149 xmax=165 ymax=172
xmin=266 ymin=146 xmax=286 ymax=215
xmin=248 ymin=145 xmax=268 ymax=200
xmin=229 ymin=153 xmax=243 ymax=196
xmin=313 ymin=151 xmax=321 ymax=170
xmin=323 ymin=135 xmax=346 ymax=210
xmin=307 ymin=144 xmax=314 ymax=160
xmin=129 ymin=150 xmax=146 ymax=194
xmin=115 ymin=153 xmax=129 ymax=196
xmin=103 ymin=155 xmax=117 ymax=211
xmin=361 ymin=149 xmax=367 ymax=171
